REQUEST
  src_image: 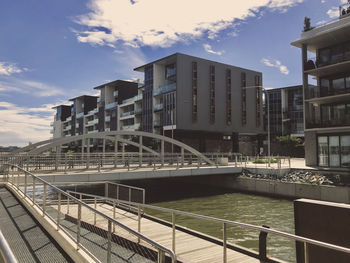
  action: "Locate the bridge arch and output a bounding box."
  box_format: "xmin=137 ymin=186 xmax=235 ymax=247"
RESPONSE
xmin=20 ymin=131 xmax=214 ymax=166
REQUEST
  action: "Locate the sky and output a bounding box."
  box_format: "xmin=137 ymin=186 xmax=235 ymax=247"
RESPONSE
xmin=0 ymin=0 xmax=347 ymax=146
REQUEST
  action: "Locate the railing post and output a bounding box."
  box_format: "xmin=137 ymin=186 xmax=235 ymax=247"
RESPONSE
xmin=235 ymin=155 xmax=237 ymax=167
xmin=77 ymin=203 xmax=81 ymax=250
xmin=259 ymin=225 xmax=270 ymax=261
xmin=64 ymin=154 xmax=67 ymax=174
xmin=43 ymin=183 xmax=47 ymax=216
xmin=57 ymin=192 xmax=61 ymax=230
xmin=138 ymin=205 xmax=141 ymax=243
xmin=105 ymin=182 xmax=108 ymax=197
xmin=129 ymin=188 xmax=131 ymax=203
xmin=117 ymin=185 xmax=119 ymax=200
xmin=304 ymin=242 xmax=309 ymax=263
xmin=142 ymin=189 xmax=145 ymax=204
xmin=157 ymin=249 xmax=165 ymax=263
xmin=223 ymin=223 xmax=227 ymax=263
xmin=67 ymin=196 xmax=70 ymax=215
xmin=24 ymin=172 xmax=27 ymax=196
xmin=32 ymin=177 xmax=36 ymax=205
xmin=107 ymin=221 xmax=112 ymax=263
xmin=94 ymin=197 xmax=97 ymax=225
xmin=113 ymin=200 xmax=116 ymax=233
xmin=172 ymin=212 xmax=176 ymax=253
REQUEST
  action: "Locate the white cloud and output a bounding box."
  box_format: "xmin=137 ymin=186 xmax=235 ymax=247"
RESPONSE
xmin=203 ymin=44 xmax=224 ymax=55
xmin=0 ymin=61 xmax=26 ymax=76
xmin=0 ymin=79 xmax=64 ymax=97
xmin=0 ymin=102 xmax=57 ymax=146
xmin=327 ymin=7 xmax=339 ymax=18
xmin=261 ymin=58 xmax=289 ymax=75
xmin=316 ymin=20 xmax=327 ymax=26
xmin=74 ymin=0 xmax=304 ymax=48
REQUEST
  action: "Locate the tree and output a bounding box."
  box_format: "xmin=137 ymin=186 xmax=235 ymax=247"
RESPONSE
xmin=303 ymin=17 xmax=314 ymax=32
xmin=275 ymin=136 xmax=304 ymax=157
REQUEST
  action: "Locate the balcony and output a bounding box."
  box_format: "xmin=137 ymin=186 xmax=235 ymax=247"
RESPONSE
xmin=306 ymin=117 xmax=350 ymax=129
xmin=86 ymin=119 xmax=98 ymax=126
xmin=76 ymin=112 xmax=84 ymax=118
xmin=63 ymin=125 xmax=71 ymax=131
xmin=135 ymin=93 xmax=143 ymax=101
xmin=154 ymin=120 xmax=161 ymax=126
xmin=154 ymin=82 xmax=176 ymax=96
xmin=105 ymin=116 xmax=111 ymax=122
xmin=135 ymin=108 xmax=142 ymax=115
xmin=87 ymin=130 xmax=98 ymax=134
xmin=122 ymin=97 xmax=136 ymax=104
xmin=66 ymin=116 xmax=72 ymax=122
xmin=304 ymin=56 xmax=350 ymax=77
xmin=154 ymin=103 xmax=163 ymax=111
xmin=120 ymin=111 xmax=135 ymax=119
xmin=105 ymin=127 xmax=110 ymax=132
xmin=121 ymin=124 xmax=136 ymax=131
xmin=86 ymin=108 xmax=98 ymax=116
xmin=105 ymin=101 xmax=118 ymax=110
xmin=305 ymin=86 xmax=350 ymax=104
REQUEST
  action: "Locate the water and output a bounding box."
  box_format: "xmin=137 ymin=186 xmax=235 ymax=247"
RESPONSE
xmin=149 ymin=193 xmax=295 ymax=262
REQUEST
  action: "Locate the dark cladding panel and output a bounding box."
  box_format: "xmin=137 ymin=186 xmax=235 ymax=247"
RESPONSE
xmin=98 ymin=105 xmax=104 ymax=132
xmin=84 ymin=96 xmax=97 ymax=114
xmin=110 ymin=109 xmax=118 ymax=131
xmin=78 ymin=118 xmax=83 ymax=135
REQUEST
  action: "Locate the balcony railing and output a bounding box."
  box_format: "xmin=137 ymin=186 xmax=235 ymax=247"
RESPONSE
xmin=154 ymin=82 xmax=176 ymax=96
xmin=305 ymin=86 xmax=350 ymax=100
xmin=63 ymin=125 xmax=71 ymax=131
xmin=105 ymin=127 xmax=110 ymax=132
xmin=86 ymin=119 xmax=98 ymax=126
xmin=122 ymin=96 xmax=136 ymax=104
xmin=87 ymin=130 xmax=98 ymax=134
xmin=105 ymin=101 xmax=118 ymax=110
xmin=306 ymin=117 xmax=350 ymax=129
xmin=76 ymin=112 xmax=84 ymax=119
xmin=305 ymin=53 xmax=350 ymax=71
xmin=154 ymin=120 xmax=161 ymax=126
xmin=121 ymin=124 xmax=135 ymax=130
xmin=135 ymin=108 xmax=142 ymax=115
xmin=154 ymin=103 xmax=163 ymax=111
xmin=66 ymin=116 xmax=72 ymax=122
xmin=105 ymin=116 xmax=111 ymax=122
xmin=135 ymin=93 xmax=143 ymax=101
xmin=121 ymin=111 xmax=135 ymax=118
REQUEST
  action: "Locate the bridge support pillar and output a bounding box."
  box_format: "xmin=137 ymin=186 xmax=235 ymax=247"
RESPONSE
xmin=161 ymin=140 xmax=164 ymax=167
xmin=114 ymin=136 xmax=118 ymax=168
xmin=139 ymin=136 xmax=142 ymax=167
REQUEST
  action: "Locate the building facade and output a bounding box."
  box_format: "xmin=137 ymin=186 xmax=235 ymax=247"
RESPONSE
xmin=134 ymin=53 xmax=264 ymax=154
xmin=52 ymin=53 xmax=264 ymax=154
xmin=292 ymin=7 xmax=350 ymax=168
xmin=265 ymin=85 xmax=304 ymax=138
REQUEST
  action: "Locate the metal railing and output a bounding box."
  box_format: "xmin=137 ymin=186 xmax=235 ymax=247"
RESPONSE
xmin=2 ymin=164 xmax=176 ymax=263
xmin=67 ymin=190 xmax=350 ymax=263
xmin=0 ymin=153 xmax=294 ymax=174
xmin=0 ymin=230 xmax=18 ymax=263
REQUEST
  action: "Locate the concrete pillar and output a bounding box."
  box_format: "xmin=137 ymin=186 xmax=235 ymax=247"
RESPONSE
xmin=122 ymin=143 xmax=125 ymax=164
xmin=139 ymin=136 xmax=142 ymax=167
xmin=181 ymin=148 xmax=184 ymax=166
xmin=114 ymin=135 xmax=118 ymax=168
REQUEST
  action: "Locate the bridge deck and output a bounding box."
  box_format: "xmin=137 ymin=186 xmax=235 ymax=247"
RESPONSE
xmin=57 ymin=202 xmax=259 ymax=263
xmin=0 ymin=187 xmax=73 ymax=263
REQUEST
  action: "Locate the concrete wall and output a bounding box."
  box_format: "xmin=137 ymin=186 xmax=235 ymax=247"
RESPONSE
xmin=305 ymin=131 xmax=317 ymax=166
xmin=205 ymin=175 xmax=350 ymax=204
xmin=294 ymin=199 xmax=350 ymax=263
xmin=176 ymin=53 xmax=264 ymax=134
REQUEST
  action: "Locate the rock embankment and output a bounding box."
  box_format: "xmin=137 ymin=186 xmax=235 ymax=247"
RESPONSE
xmin=240 ymin=169 xmax=346 ymax=186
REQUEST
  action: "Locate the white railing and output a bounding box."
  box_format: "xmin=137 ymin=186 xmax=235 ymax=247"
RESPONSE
xmin=105 ymin=102 xmax=118 ymax=110
xmin=2 ymin=164 xmax=176 ymax=263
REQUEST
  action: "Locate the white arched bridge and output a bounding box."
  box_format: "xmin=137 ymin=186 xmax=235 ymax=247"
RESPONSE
xmin=6 ymin=131 xmax=217 ymax=172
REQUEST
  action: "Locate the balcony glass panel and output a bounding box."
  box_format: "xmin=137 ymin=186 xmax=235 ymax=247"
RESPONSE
xmin=154 ymin=82 xmax=176 ymax=96
xmin=105 ymin=101 xmax=118 ymax=110
xmin=76 ymin=112 xmax=84 ymax=118
xmin=341 ymin=136 xmax=350 ymax=167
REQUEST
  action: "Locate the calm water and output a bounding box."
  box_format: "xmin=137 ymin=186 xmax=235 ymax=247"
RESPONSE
xmin=149 ymin=193 xmax=295 ymax=262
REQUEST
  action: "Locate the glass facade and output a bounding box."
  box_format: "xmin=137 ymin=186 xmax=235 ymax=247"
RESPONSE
xmin=209 ymin=65 xmax=215 ymax=124
xmin=318 ymin=135 xmax=350 ymax=167
xmin=241 ymin=72 xmax=246 ymax=126
xmin=192 ymin=62 xmax=198 ymax=122
xmin=226 ymin=69 xmax=232 ymax=125
xmin=255 ymin=75 xmax=261 ymax=127
xmin=318 ymin=40 xmax=350 ymax=67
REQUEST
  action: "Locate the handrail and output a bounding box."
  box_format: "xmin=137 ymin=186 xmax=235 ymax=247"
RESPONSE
xmin=2 ymin=164 xmax=176 ymax=263
xmin=68 ymin=190 xmax=350 ymax=256
xmin=0 ymin=230 xmax=18 ymax=263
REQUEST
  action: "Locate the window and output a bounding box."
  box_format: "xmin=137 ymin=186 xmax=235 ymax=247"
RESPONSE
xmin=329 ymin=136 xmax=340 ymax=167
xmin=341 ymin=136 xmax=350 ymax=167
xmin=255 ymin=75 xmax=261 ymax=127
xmin=226 ymin=69 xmax=232 ymax=125
xmin=209 ymin=65 xmax=215 ymax=123
xmin=192 ymin=62 xmax=198 ymax=122
xmin=318 ymin=136 xmax=328 ymax=167
xmin=165 ymin=63 xmax=176 ymax=79
xmin=333 ymin=78 xmax=345 ymax=91
xmin=241 ymin=72 xmax=246 ymax=126
xmin=318 ymin=48 xmax=330 ymax=66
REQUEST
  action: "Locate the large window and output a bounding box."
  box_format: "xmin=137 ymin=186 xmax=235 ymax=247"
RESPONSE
xmin=318 ymin=40 xmax=350 ymax=66
xmin=241 ymin=72 xmax=246 ymax=126
xmin=226 ymin=69 xmax=232 ymax=125
xmin=165 ymin=63 xmax=176 ymax=79
xmin=317 ymin=135 xmax=350 ymax=167
xmin=192 ymin=62 xmax=198 ymax=122
xmin=209 ymin=65 xmax=215 ymax=124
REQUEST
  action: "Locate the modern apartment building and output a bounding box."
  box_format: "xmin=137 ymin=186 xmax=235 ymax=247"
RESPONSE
xmin=265 ymin=85 xmax=304 ymax=138
xmin=134 ymin=53 xmax=264 ymax=153
xmin=52 ymin=53 xmax=264 ymax=154
xmin=291 ymin=7 xmax=350 ymax=168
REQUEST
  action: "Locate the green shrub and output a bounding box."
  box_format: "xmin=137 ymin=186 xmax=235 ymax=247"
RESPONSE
xmin=253 ymin=158 xmax=277 ymax=164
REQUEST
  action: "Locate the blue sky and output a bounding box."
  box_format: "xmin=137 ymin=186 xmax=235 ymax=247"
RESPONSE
xmin=0 ymin=0 xmax=346 ymax=146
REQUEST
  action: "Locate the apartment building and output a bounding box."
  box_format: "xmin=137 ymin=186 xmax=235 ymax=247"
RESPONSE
xmin=265 ymin=85 xmax=304 ymax=138
xmin=291 ymin=6 xmax=350 ymax=168
xmin=134 ymin=53 xmax=264 ymax=154
xmin=52 ymin=54 xmax=264 ymax=154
